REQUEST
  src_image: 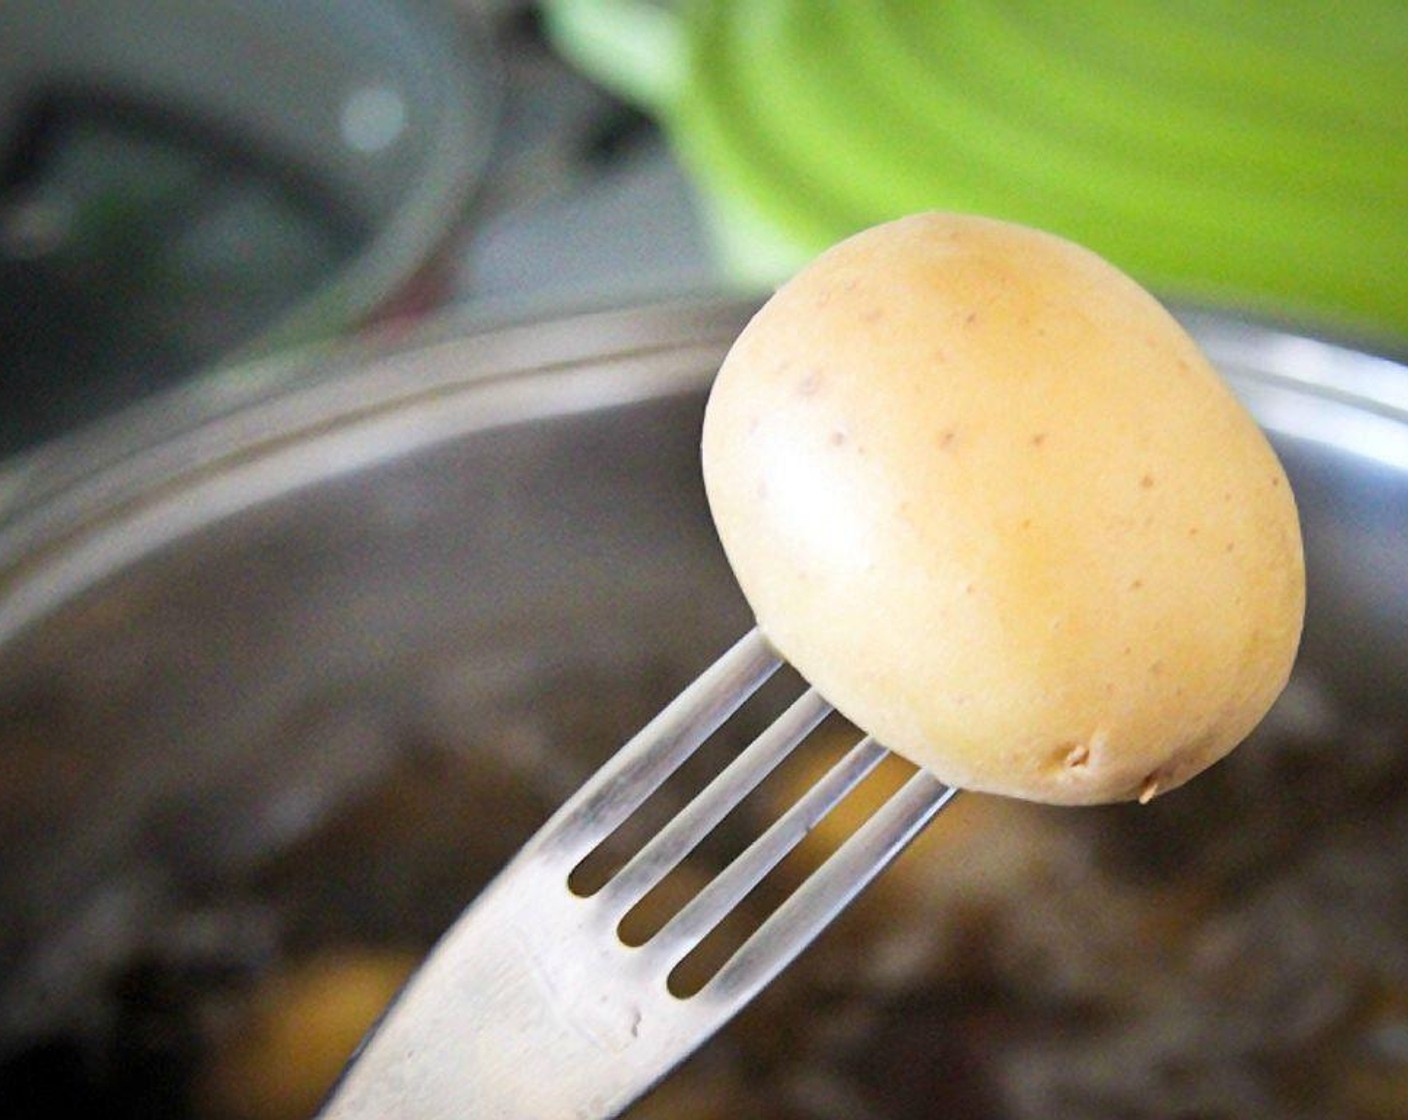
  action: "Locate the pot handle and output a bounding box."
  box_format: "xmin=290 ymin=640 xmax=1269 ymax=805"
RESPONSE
xmin=541 ymin=0 xmax=687 ymax=111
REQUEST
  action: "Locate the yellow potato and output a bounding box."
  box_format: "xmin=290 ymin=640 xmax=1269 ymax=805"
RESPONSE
xmin=702 ymin=212 xmax=1304 ymax=805
xmin=200 ymin=949 xmax=419 ymax=1120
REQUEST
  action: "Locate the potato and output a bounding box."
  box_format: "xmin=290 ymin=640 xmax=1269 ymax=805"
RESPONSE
xmin=200 ymin=949 xmax=419 ymax=1120
xmin=702 ymin=213 xmax=1304 ymax=805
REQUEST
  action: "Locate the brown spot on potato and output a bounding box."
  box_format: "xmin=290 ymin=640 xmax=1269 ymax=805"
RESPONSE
xmin=1030 ymin=432 xmax=1048 ymax=447
xmin=798 ymin=371 xmax=823 ymax=396
xmin=829 ymin=429 xmax=847 ymax=447
xmin=1062 ymin=743 xmax=1090 ymax=768
xmin=859 ymin=307 xmax=884 ymax=323
xmin=1140 ymin=473 xmax=1156 ymax=489
xmin=1129 ymin=578 xmax=1144 ymax=591
xmin=1138 ymin=773 xmax=1162 ymax=803
xmin=938 ymin=429 xmax=957 ymax=449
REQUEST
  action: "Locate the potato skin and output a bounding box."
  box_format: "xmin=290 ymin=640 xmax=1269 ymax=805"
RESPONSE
xmin=701 ymin=213 xmax=1304 ymax=805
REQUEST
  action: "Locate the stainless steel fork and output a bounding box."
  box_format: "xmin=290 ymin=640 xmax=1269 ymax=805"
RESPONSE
xmin=317 ymin=628 xmax=959 ymax=1120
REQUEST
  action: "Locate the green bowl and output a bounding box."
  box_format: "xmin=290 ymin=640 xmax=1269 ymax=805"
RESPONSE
xmin=547 ymin=0 xmax=1408 ymax=346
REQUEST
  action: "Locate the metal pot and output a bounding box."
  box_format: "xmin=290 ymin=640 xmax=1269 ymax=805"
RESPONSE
xmin=0 ymin=300 xmax=1405 ymax=1117
xmin=0 ymin=0 xmax=499 ymax=454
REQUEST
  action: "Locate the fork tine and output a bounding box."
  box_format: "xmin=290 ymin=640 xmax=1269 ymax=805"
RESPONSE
xmin=642 ymin=734 xmax=890 ymax=972
xmin=708 ymin=769 xmax=958 ymax=1005
xmin=537 ymin=627 xmax=780 ymax=863
xmin=597 ymin=687 xmax=833 ymax=920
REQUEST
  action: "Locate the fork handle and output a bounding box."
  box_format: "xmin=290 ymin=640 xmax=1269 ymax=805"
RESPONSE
xmin=317 ymin=866 xmax=676 ymax=1120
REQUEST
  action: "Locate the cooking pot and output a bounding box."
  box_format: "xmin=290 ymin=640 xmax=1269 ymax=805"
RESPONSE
xmin=0 ymin=300 xmax=1406 ymax=1117
xmin=0 ymin=0 xmax=498 ymax=454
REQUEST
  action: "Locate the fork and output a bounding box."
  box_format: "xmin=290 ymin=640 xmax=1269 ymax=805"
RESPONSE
xmin=317 ymin=628 xmax=959 ymax=1120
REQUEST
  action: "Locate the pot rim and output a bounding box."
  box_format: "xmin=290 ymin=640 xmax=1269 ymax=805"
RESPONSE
xmin=0 ymin=298 xmax=1403 ymax=649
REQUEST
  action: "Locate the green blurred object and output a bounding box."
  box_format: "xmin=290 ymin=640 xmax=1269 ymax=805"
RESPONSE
xmin=545 ymin=0 xmax=1408 ymax=346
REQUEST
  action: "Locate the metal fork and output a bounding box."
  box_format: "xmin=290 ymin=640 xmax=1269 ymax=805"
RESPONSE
xmin=317 ymin=628 xmax=959 ymax=1120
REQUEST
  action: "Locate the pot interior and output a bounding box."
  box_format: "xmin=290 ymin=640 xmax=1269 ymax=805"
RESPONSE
xmin=0 ymin=302 xmax=1405 ymax=1119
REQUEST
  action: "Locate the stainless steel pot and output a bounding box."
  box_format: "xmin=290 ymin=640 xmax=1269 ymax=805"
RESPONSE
xmin=0 ymin=301 xmax=1405 ymax=1117
xmin=0 ymin=0 xmax=499 ymax=454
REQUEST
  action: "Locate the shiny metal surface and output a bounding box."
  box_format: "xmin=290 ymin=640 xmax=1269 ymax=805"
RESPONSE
xmin=0 ymin=300 xmax=1405 ymax=1112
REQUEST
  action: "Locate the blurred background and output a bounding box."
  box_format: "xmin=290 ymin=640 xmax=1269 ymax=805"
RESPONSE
xmin=2 ymin=4 xmax=1407 ymax=1120
xmin=3 ymin=0 xmax=1406 ymax=457
xmin=0 ymin=0 xmax=722 ymax=457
